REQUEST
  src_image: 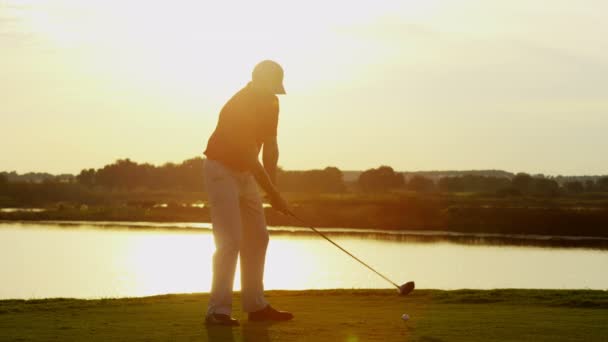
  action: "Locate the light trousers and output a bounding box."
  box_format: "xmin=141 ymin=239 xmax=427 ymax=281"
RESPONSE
xmin=203 ymin=158 xmax=269 ymax=315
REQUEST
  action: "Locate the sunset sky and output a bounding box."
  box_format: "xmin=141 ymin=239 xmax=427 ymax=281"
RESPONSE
xmin=2 ymin=0 xmax=607 ymax=175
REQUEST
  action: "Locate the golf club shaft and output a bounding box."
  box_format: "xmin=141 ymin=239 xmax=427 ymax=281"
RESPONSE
xmin=289 ymin=214 xmax=400 ymax=289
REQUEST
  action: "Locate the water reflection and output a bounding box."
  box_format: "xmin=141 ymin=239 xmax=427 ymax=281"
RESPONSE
xmin=0 ymin=208 xmax=46 ymax=213
xmin=33 ymin=220 xmax=608 ymax=250
xmin=0 ymin=222 xmax=607 ymax=300
xmin=269 ymin=230 xmax=608 ymax=250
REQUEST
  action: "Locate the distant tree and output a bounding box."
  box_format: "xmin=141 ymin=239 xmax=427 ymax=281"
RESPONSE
xmin=598 ymin=177 xmax=608 ymax=192
xmin=509 ymin=173 xmax=559 ymax=196
xmin=175 ymin=158 xmax=205 ymax=191
xmin=407 ymin=175 xmax=435 ymax=192
xmin=438 ymin=175 xmax=510 ymax=193
xmin=438 ymin=177 xmax=460 ymax=192
xmin=74 ymin=157 xmax=207 ymax=191
xmin=358 ymin=166 xmax=404 ymax=192
xmin=154 ymin=162 xmax=177 ymax=189
xmin=565 ymin=181 xmax=584 ymax=194
xmin=278 ymin=166 xmax=345 ymax=193
xmin=0 ymin=174 xmax=7 ymax=193
xmin=76 ymin=169 xmax=96 ymax=186
xmin=94 ymin=159 xmax=153 ymax=189
xmin=3 ymin=171 xmax=18 ymax=182
xmin=532 ymin=177 xmax=559 ymax=197
xmin=512 ymin=173 xmax=533 ymax=193
xmin=585 ymin=180 xmax=596 ymax=192
xmin=315 ymin=166 xmax=346 ymax=193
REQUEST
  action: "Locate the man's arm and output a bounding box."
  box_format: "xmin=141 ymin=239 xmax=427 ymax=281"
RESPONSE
xmin=244 ymin=145 xmax=291 ymax=215
xmin=262 ymin=136 xmax=279 ymax=184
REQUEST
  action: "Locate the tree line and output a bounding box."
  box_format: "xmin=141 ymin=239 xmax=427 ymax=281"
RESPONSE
xmin=76 ymin=158 xmax=205 ymax=191
xmin=75 ymin=159 xmax=346 ymax=193
xmin=360 ymin=166 xmax=608 ymax=196
xmin=1 ymin=159 xmax=608 ymax=207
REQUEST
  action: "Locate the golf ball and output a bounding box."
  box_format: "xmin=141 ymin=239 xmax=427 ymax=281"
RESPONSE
xmin=401 ymin=313 xmax=410 ymax=321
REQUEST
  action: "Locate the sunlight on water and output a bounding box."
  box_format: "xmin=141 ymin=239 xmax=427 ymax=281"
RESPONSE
xmin=0 ymin=222 xmax=607 ymax=299
xmin=120 ymin=234 xmax=215 ymax=296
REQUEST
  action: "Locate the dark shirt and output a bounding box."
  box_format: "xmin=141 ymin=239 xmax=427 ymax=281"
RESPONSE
xmin=204 ymin=83 xmax=279 ymax=171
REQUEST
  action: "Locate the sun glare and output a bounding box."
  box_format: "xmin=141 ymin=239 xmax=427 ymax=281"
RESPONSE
xmin=13 ymin=0 xmax=443 ymax=98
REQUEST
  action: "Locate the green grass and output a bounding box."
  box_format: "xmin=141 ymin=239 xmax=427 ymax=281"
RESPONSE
xmin=1 ymin=290 xmax=607 ymax=341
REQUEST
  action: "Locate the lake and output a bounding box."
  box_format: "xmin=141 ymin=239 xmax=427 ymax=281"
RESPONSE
xmin=1 ymin=221 xmax=607 ymax=300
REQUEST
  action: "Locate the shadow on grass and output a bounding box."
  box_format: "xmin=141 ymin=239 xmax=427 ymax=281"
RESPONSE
xmin=206 ymin=321 xmax=275 ymax=342
xmin=206 ymin=326 xmax=235 ymax=342
xmin=242 ymin=322 xmax=275 ymax=342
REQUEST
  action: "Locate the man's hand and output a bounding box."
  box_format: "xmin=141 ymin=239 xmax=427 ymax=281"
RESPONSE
xmin=245 ymin=149 xmax=292 ymax=216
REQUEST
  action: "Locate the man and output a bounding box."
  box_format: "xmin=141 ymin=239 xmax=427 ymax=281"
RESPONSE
xmin=203 ymin=60 xmax=294 ymax=326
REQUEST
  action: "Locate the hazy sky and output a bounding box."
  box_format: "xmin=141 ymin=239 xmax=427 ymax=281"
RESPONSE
xmin=2 ymin=0 xmax=607 ymax=175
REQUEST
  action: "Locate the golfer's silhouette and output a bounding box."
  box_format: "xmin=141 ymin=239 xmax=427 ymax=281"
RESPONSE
xmin=203 ymin=60 xmax=294 ymax=326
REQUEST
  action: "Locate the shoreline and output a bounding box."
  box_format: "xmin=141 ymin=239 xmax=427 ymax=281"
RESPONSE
xmin=3 ymin=219 xmax=608 ymax=249
xmin=2 ymin=197 xmax=608 ymax=239
xmin=2 ymin=288 xmax=607 ymax=306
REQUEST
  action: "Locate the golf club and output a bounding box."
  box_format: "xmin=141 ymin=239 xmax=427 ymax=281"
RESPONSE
xmin=289 ymin=213 xmax=415 ymax=296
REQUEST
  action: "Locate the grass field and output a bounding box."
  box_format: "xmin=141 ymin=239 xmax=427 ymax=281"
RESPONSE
xmin=1 ymin=290 xmax=607 ymax=341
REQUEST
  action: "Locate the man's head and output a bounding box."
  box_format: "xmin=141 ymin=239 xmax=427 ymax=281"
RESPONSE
xmin=251 ymin=60 xmax=286 ymax=95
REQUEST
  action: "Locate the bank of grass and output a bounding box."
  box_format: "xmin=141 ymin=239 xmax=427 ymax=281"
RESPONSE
xmin=1 ymin=290 xmax=607 ymax=341
xmin=2 ymin=192 xmax=608 ymax=238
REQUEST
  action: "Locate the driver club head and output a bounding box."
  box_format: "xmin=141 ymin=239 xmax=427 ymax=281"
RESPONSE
xmin=398 ymin=281 xmax=415 ymax=296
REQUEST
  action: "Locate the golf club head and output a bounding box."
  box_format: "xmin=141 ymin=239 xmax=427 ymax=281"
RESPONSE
xmin=398 ymin=281 xmax=415 ymax=296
